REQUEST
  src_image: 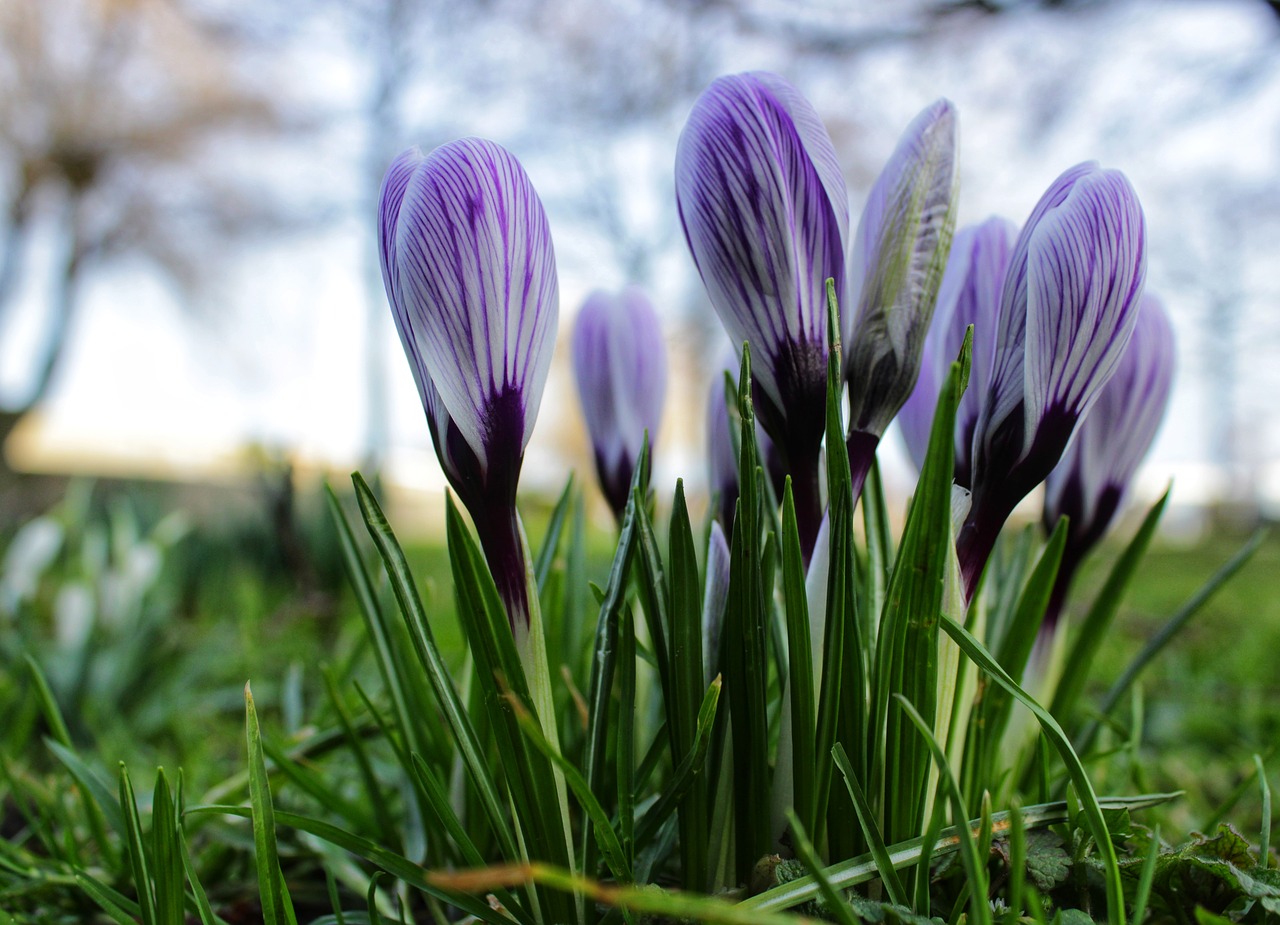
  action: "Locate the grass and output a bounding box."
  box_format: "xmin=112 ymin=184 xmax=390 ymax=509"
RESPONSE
xmin=0 ymin=476 xmax=1275 ymax=922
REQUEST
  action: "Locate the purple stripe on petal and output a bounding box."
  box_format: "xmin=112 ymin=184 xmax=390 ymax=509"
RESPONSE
xmin=845 ymin=99 xmax=959 ymax=438
xmin=1023 ymin=167 xmax=1146 ymax=442
xmin=1044 ymin=292 xmax=1174 ymax=545
xmin=394 ymin=138 xmax=558 ymax=473
xmin=675 ymin=72 xmax=848 ymax=418
xmin=899 ymin=217 xmax=1016 ymax=480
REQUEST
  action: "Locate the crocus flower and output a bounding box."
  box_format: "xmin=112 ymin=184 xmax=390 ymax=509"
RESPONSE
xmin=378 ymin=138 xmax=558 ymax=629
xmin=898 ymin=217 xmax=1017 ymax=485
xmin=844 ymin=99 xmax=959 ymax=495
xmin=1041 ymin=292 xmax=1174 ymax=623
xmin=571 ymin=286 xmax=667 ymax=520
xmin=957 ymin=162 xmax=1147 ymax=595
xmin=676 ymin=71 xmax=849 ymax=560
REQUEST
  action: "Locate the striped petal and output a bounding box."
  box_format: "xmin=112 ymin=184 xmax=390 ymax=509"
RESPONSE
xmin=572 ymin=286 xmax=668 ymax=515
xmin=392 ymin=138 xmax=558 ymax=476
xmin=898 ymin=217 xmax=1016 ymax=482
xmin=676 ymin=71 xmax=848 ymax=425
xmin=845 ymin=99 xmax=959 ymax=437
xmin=1044 ymin=293 xmax=1174 ymax=546
xmin=1023 ymin=168 xmax=1147 ymax=442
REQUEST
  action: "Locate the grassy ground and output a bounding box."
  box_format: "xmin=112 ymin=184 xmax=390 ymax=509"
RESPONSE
xmin=1 ymin=478 xmax=1275 ymax=919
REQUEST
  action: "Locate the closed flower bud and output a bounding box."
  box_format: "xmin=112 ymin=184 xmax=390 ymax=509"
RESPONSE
xmin=571 ymin=287 xmax=667 ymax=520
xmin=677 ymin=71 xmax=849 ymax=558
xmin=959 ymin=162 xmax=1147 ymax=594
xmin=844 ymin=100 xmax=959 ymax=490
xmin=378 ymin=138 xmax=558 ymax=628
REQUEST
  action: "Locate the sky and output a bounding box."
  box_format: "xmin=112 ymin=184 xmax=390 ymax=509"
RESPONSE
xmin=4 ymin=0 xmax=1279 ymax=524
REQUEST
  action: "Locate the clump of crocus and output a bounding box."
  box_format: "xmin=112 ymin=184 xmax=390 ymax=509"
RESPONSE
xmin=676 ymin=71 xmax=848 ymax=561
xmin=1041 ymin=292 xmax=1174 ymax=623
xmin=957 ymin=162 xmax=1147 ymax=596
xmin=844 ymin=99 xmax=959 ymax=496
xmin=898 ymin=217 xmax=1016 ymax=486
xmin=571 ymin=287 xmax=667 ymax=521
xmin=378 ymin=138 xmax=558 ymax=630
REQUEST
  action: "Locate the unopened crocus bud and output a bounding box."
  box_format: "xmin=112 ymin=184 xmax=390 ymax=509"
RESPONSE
xmin=702 ymin=520 xmax=731 ymax=687
xmin=958 ymin=162 xmax=1147 ymax=595
xmin=378 ymin=139 xmax=558 ymax=629
xmin=845 ymin=100 xmax=959 ymax=495
xmin=1041 ymin=293 xmax=1174 ymax=622
xmin=898 ymin=217 xmax=1016 ymax=484
xmin=572 ymin=287 xmax=667 ymax=520
xmin=677 ymin=71 xmax=849 ymax=559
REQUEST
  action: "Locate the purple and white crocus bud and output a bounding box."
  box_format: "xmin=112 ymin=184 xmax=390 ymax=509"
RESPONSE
xmin=1041 ymin=293 xmax=1174 ymax=623
xmin=676 ymin=71 xmax=849 ymax=561
xmin=898 ymin=217 xmax=1017 ymax=485
xmin=844 ymin=100 xmax=959 ymax=496
xmin=957 ymin=162 xmax=1147 ymax=596
xmin=379 ymin=139 xmax=558 ymax=630
xmin=571 ymin=287 xmax=667 ymax=520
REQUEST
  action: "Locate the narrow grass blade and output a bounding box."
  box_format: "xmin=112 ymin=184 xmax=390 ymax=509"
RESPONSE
xmin=633 ymin=677 xmax=722 ymax=851
xmin=325 ymin=486 xmax=433 ymax=764
xmin=76 ymin=872 xmax=144 ymax=924
xmin=245 ymin=684 xmax=293 ymax=925
xmin=1078 ymin=527 xmax=1266 ymax=755
xmin=151 ymin=770 xmax=185 ymax=925
xmin=936 ymin=616 xmax=1125 ymax=925
xmin=1257 ymin=754 xmax=1272 ymax=863
xmin=721 ymin=343 xmax=771 ymax=877
xmin=1051 ymin=489 xmax=1170 ymax=722
xmin=896 ymin=695 xmax=991 ymax=925
xmin=176 ymin=824 xmax=221 ymax=925
xmin=1006 ymin=802 xmax=1026 ymax=921
xmin=780 ymin=482 xmax=816 ymax=834
xmin=187 ymin=805 xmax=510 ymax=925
xmin=1132 ymin=823 xmax=1160 ymax=925
xmin=45 ymin=740 xmax=126 ymax=841
xmin=118 ymin=764 xmax=157 ymax=925
xmin=319 ymin=669 xmax=398 ymax=843
xmin=668 ymin=480 xmax=709 ymax=890
xmin=831 ymin=744 xmax=907 ymax=908
xmin=581 ymin=444 xmax=643 ymax=886
xmin=785 ymin=811 xmax=860 ymax=925
xmin=616 ymin=606 xmax=637 ymax=872
xmin=351 ymin=474 xmax=518 ymax=861
xmin=815 ymin=284 xmax=860 ymax=841
xmin=535 ymin=475 xmax=575 ymax=591
xmin=508 ymin=686 xmax=632 ymax=884
xmin=873 ymin=328 xmax=969 ymax=847
xmin=28 ymin=658 xmax=111 ymax=859
xmin=860 ymin=459 xmax=893 ymax=644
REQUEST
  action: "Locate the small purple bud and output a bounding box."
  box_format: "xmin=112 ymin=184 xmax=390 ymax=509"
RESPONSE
xmin=676 ymin=71 xmax=848 ymax=558
xmin=958 ymin=163 xmax=1147 ymax=595
xmin=898 ymin=217 xmax=1016 ymax=485
xmin=1041 ymin=293 xmax=1174 ymax=620
xmin=845 ymin=99 xmax=959 ymax=482
xmin=571 ymin=287 xmax=667 ymax=520
xmin=378 ymin=139 xmax=558 ymax=628
xmin=702 ymin=520 xmax=731 ymax=687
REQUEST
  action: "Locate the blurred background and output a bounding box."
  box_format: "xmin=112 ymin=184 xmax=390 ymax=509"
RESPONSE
xmin=1 ymin=0 xmax=1278 ymax=532
xmin=1 ymin=0 xmax=1279 ymax=846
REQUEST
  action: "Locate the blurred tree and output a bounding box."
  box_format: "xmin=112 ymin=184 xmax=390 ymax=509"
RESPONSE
xmin=0 ymin=0 xmax=300 ymax=478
